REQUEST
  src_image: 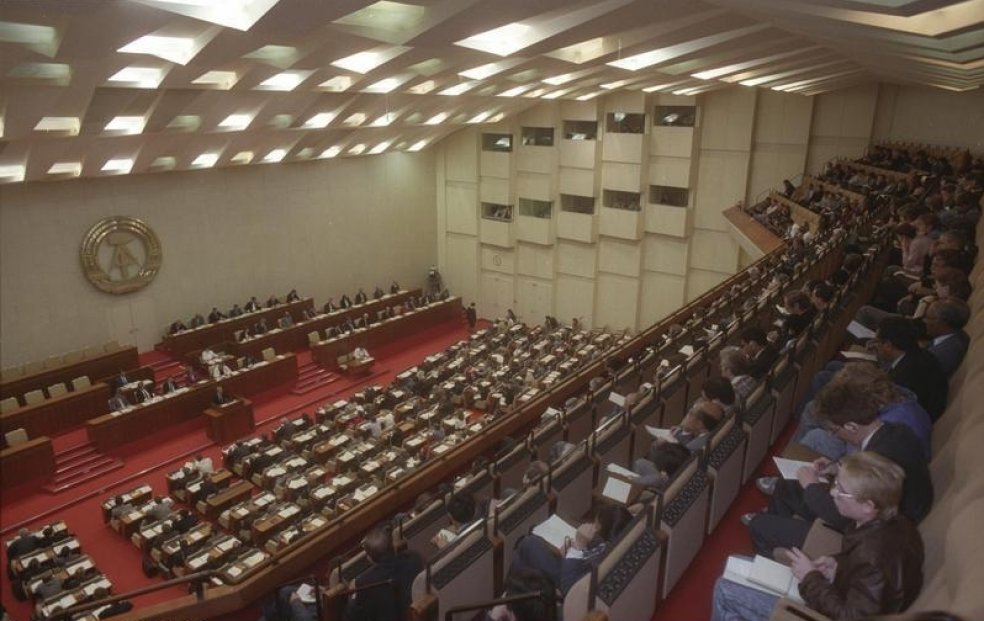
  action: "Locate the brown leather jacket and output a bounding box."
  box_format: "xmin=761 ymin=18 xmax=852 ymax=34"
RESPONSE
xmin=799 ymin=516 xmax=924 ymax=619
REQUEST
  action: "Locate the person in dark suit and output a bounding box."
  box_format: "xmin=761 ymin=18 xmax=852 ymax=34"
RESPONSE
xmin=108 ymin=391 xmax=129 ymax=412
xmin=747 ymin=369 xmax=933 ymax=557
xmin=373 ymin=286 xmax=385 ymax=299
xmin=207 ymin=307 xmax=226 ymax=323
xmin=923 ymin=299 xmax=971 ymax=378
xmin=390 ymin=281 xmax=400 ymax=294
xmin=212 ymin=386 xmax=229 ymax=406
xmin=354 ymin=289 xmax=368 ymax=305
xmin=6 ymin=529 xmax=38 ymax=569
xmin=229 ymin=304 xmax=244 ymax=318
xmin=244 ymin=297 xmax=261 ymax=313
xmin=875 ymin=317 xmax=948 ymax=421
xmin=286 ymin=289 xmax=300 ymax=303
xmin=465 ymin=303 xmax=477 ymax=330
xmin=739 ymin=326 xmax=779 ymax=380
xmin=339 ymin=294 xmax=353 ymax=309
xmin=343 ymin=524 xmax=423 ymax=621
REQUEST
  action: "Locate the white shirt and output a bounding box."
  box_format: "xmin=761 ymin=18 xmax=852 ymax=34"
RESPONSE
xmin=932 ymin=333 xmax=955 ymax=347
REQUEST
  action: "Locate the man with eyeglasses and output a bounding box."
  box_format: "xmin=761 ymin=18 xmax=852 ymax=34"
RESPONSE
xmin=743 ymin=368 xmax=932 ymax=558
xmin=713 ymin=452 xmax=924 ymax=621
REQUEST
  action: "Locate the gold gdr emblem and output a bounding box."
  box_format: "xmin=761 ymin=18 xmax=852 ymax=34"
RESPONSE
xmin=80 ymin=216 xmax=162 ymax=294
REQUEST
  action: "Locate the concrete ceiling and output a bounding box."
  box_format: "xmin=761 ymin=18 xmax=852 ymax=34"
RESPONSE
xmin=0 ymin=0 xmax=981 ymax=183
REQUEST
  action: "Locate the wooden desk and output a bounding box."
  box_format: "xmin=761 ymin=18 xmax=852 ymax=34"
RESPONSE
xmin=203 ymin=481 xmax=254 ymax=521
xmin=0 ymin=436 xmax=54 ymax=489
xmin=206 ymin=398 xmax=255 ymax=444
xmin=311 ymin=298 xmax=462 ymax=367
xmin=86 ymin=355 xmax=297 ymax=452
xmin=1 ymin=382 xmax=111 ymax=438
xmin=160 ymin=298 xmax=315 ymax=357
xmin=1 ymin=346 xmax=139 ymax=405
xmin=230 ymin=290 xmax=419 ymax=360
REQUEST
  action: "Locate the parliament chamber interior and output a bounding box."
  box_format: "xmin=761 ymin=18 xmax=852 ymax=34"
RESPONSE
xmin=0 ymin=2 xmax=982 ymax=621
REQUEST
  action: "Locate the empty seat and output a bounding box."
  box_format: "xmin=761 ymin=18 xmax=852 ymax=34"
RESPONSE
xmin=550 ymin=444 xmax=595 ymax=521
xmin=741 ymin=384 xmax=776 ymax=483
xmin=47 ymin=383 xmax=68 ymax=398
xmin=4 ymin=427 xmax=29 ymax=447
xmin=104 ymin=340 xmax=121 ymax=352
xmin=492 ymin=486 xmax=549 ymax=575
xmin=659 ymin=368 xmax=689 ymax=427
xmin=71 ymin=376 xmax=91 ymax=391
xmin=493 ymin=442 xmax=532 ymax=497
xmin=564 ymin=399 xmax=594 ymax=445
xmin=410 ymin=521 xmax=496 ymax=621
xmin=62 ymin=349 xmax=85 ymax=365
xmin=261 ymin=347 xmax=276 ymax=362
xmin=704 ymin=417 xmax=747 ymax=534
xmin=655 ymin=454 xmax=709 ymax=598
xmin=307 ymin=330 xmax=321 ymax=346
xmin=44 ymin=355 xmax=62 ymax=370
xmin=396 ymin=498 xmax=447 ymax=561
xmin=629 ymin=393 xmax=663 ymax=464
xmin=2 ymin=365 xmax=24 ymax=380
xmin=82 ymin=345 xmax=100 ymax=358
xmin=531 ymin=416 xmax=565 ymax=464
xmin=563 ymin=509 xmax=663 ymax=621
xmin=23 ymin=361 xmax=44 ymax=376
xmin=455 ymin=467 xmax=495 ymax=506
xmin=591 ymin=414 xmax=632 ymax=470
xmin=23 ymin=389 xmax=46 ymax=405
xmin=1 ymin=397 xmax=19 ymax=414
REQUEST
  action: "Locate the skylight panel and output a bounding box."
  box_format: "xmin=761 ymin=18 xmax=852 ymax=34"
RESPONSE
xmin=102 ymin=158 xmax=134 ymax=174
xmin=34 ymin=116 xmax=80 ymax=135
xmin=439 ymin=81 xmax=478 ymax=96
xmin=342 ymin=113 xmax=367 ymax=127
xmin=130 ymin=0 xmax=281 ymax=32
xmin=243 ymin=45 xmax=298 ymax=68
xmin=363 ymin=76 xmax=405 ymax=94
xmin=219 ymin=114 xmax=253 ymax=130
xmin=319 ymin=146 xmax=342 ymax=159
xmin=192 ymin=70 xmax=239 ymax=89
xmin=230 ymin=151 xmax=254 ymax=164
xmin=372 ymin=113 xmax=397 ymax=127
xmin=104 ymin=116 xmax=146 ymax=135
xmin=192 ymin=152 xmax=220 ymax=168
xmin=331 ymin=47 xmax=408 ymax=74
xmin=407 ymin=80 xmax=436 ymax=94
xmin=263 ymin=148 xmax=288 ymax=163
xmin=455 ymin=23 xmax=533 ymax=57
xmin=47 ymin=162 xmax=82 ymax=177
xmin=541 ymin=90 xmax=568 ymax=99
xmin=150 ymin=156 xmax=176 ymax=171
xmin=318 ymin=76 xmax=355 ymax=92
xmin=257 ymin=70 xmax=312 ymax=91
xmin=575 ymin=91 xmax=601 ymax=101
xmin=7 ymin=62 xmax=71 ymax=85
xmin=369 ymin=141 xmax=391 ymax=154
xmin=303 ymin=112 xmax=336 ymax=128
xmin=424 ymin=112 xmax=448 ymax=125
xmin=407 ymin=140 xmax=428 ymax=151
xmin=543 ymin=73 xmax=576 ymax=86
xmin=498 ymin=84 xmax=534 ymax=98
xmin=0 ymin=164 xmax=26 ymax=183
xmin=118 ymin=35 xmax=197 ymax=65
xmin=459 ymin=62 xmax=510 ymax=81
xmin=348 ymin=144 xmax=367 ymax=155
xmin=108 ymin=66 xmax=166 ymax=88
xmin=467 ymin=111 xmax=492 ymax=124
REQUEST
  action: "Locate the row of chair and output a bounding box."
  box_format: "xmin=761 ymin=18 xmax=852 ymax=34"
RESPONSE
xmin=0 ymin=341 xmax=120 ymax=383
xmin=0 ymin=376 xmax=92 ymax=413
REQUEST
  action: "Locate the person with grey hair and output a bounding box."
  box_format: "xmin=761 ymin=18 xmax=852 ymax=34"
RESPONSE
xmin=923 ymin=298 xmax=970 ymax=377
xmin=719 ymin=346 xmax=756 ymax=406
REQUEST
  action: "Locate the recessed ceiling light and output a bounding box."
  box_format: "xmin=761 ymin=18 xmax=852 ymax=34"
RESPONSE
xmin=268 ymin=114 xmax=293 ymax=129
xmin=575 ymin=91 xmax=601 ymax=101
xmin=192 ymin=70 xmax=238 ymax=89
xmin=407 ymin=80 xmax=436 ymax=94
xmin=342 ymin=113 xmax=366 ymax=127
xmin=371 ymin=113 xmax=397 ymax=127
xmin=522 ymin=88 xmax=546 ymax=98
xmin=456 ymin=23 xmax=532 ymax=57
xmin=0 ymin=165 xmax=26 ymax=183
xmin=543 ymin=73 xmax=576 ymax=86
xmin=541 ymin=89 xmax=568 ymax=99
xmin=318 ymin=76 xmax=354 ymax=92
xmin=118 ymin=35 xmax=197 ymax=65
xmin=425 ymin=112 xmax=448 ymax=125
xmin=319 ymin=146 xmax=342 ymax=159
xmin=467 ymin=111 xmax=492 ymax=124
xmin=331 ymin=47 xmax=407 ymax=74
xmin=165 ymin=115 xmax=201 ymax=132
xmin=219 ymin=113 xmax=253 ymax=130
xmin=230 ymin=151 xmax=254 ymax=164
xmin=47 ymin=161 xmax=81 ymax=176
xmin=601 ymin=80 xmax=628 ymax=90
xmin=349 ymin=144 xmax=367 ymax=155
xmin=0 ymin=21 xmax=58 ymax=56
xmin=192 ymin=152 xmax=219 ymax=168
xmin=407 ymin=140 xmax=428 ymax=152
xmin=363 ymin=76 xmax=410 ymax=93
xmin=104 ymin=116 xmax=146 ymax=135
xmin=369 ymin=141 xmax=391 ymax=154
xmin=243 ymin=45 xmax=298 ymax=67
xmin=296 ymin=147 xmax=314 ymax=159
xmin=257 ymin=70 xmax=312 ymax=91
xmin=488 ymin=113 xmax=505 ymax=123
xmin=459 ymin=63 xmax=507 ymax=81
xmin=262 ymin=148 xmax=288 ymax=163
xmin=439 ymin=81 xmax=478 ymax=96
xmin=137 ymin=0 xmax=281 ymax=31
xmin=498 ymin=84 xmax=534 ymax=98
xmin=303 ymin=112 xmax=336 ymax=128
xmin=7 ymin=62 xmax=71 ymax=85
xmin=34 ymin=116 xmax=80 ymax=135
xmin=102 ymin=158 xmax=134 ymax=174
xmin=108 ymin=66 xmax=165 ymax=88
xmin=150 ymin=156 xmax=176 ymax=170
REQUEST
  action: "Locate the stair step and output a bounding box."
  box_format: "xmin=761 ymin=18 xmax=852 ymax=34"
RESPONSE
xmin=55 ymin=452 xmax=107 ymax=474
xmin=55 ymin=444 xmax=96 ymax=460
xmin=43 ymin=458 xmax=124 ymax=494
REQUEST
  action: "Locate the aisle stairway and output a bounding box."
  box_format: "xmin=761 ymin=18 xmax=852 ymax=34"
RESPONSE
xmin=42 ymin=443 xmax=123 ymax=494
xmin=290 ymin=360 xmax=340 ymax=396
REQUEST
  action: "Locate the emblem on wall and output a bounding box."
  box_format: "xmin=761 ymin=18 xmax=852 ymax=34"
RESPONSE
xmin=80 ymin=216 xmax=162 ymax=294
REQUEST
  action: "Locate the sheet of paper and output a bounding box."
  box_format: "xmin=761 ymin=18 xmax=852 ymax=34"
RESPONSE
xmin=601 ymin=477 xmax=633 ymax=504
xmin=608 ymin=392 xmax=626 ymax=406
xmin=748 ymin=555 xmax=799 ymax=598
xmin=606 ymin=463 xmax=640 ymax=479
xmin=841 ymin=350 xmax=877 ymax=362
xmin=645 ymin=426 xmax=679 ymax=443
xmin=773 ymin=457 xmax=813 ymax=480
xmin=531 ymin=514 xmax=578 ymax=550
xmin=847 ymin=320 xmax=876 ymax=340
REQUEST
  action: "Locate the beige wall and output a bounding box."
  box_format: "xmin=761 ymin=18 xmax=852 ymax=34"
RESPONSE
xmin=872 ymin=84 xmax=984 ymax=150
xmin=0 ymin=152 xmax=437 ymax=367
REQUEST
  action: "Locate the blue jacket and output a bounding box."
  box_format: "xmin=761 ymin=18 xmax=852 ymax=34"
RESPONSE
xmin=880 ymin=388 xmax=932 ymax=460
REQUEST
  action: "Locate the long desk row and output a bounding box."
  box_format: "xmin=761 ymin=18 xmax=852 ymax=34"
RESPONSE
xmin=160 ymin=298 xmax=315 ymax=358
xmin=229 ymin=289 xmax=420 ymax=360
xmin=0 ymin=436 xmax=54 ymax=489
xmin=311 ymin=297 xmax=463 ymax=367
xmin=85 ymin=354 xmax=297 ymax=452
xmin=0 ymin=346 xmax=139 ymax=405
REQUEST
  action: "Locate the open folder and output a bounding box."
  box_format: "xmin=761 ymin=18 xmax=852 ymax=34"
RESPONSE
xmin=723 ymin=555 xmax=804 ymax=603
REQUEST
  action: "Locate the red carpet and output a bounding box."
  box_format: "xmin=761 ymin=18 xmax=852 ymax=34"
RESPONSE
xmin=0 ymin=317 xmax=475 ymax=621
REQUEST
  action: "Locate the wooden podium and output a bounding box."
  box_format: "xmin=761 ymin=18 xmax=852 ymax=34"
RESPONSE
xmin=1 ymin=436 xmax=55 ymax=489
xmin=205 ymin=397 xmax=255 ymax=444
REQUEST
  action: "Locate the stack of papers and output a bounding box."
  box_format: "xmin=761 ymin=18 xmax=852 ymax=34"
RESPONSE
xmin=645 ymin=426 xmax=679 ymax=443
xmin=723 ymin=555 xmax=804 ymax=603
xmin=601 ymin=477 xmax=635 ymax=504
xmin=531 ymin=514 xmax=577 ymax=550
xmin=773 ymin=457 xmax=814 ymax=480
